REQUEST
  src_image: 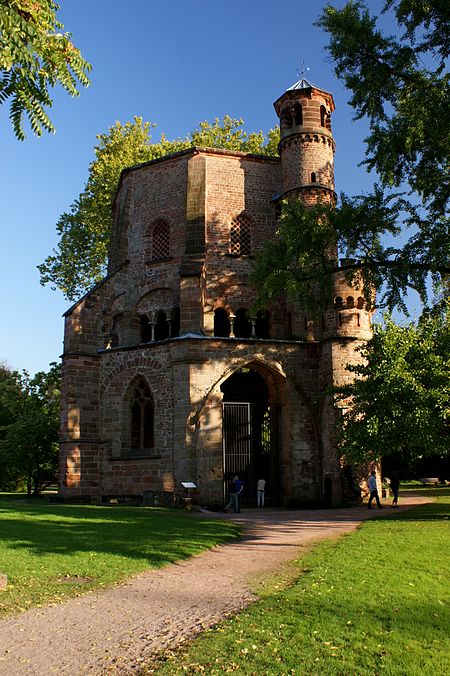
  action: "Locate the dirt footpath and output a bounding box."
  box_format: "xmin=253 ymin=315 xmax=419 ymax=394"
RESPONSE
xmin=0 ymin=496 xmax=430 ymax=675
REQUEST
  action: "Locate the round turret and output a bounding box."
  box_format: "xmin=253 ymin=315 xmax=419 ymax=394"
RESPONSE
xmin=274 ymin=78 xmax=336 ymax=205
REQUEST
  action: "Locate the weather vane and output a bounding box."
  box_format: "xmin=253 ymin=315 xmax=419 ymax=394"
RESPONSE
xmin=297 ymin=60 xmax=311 ymax=79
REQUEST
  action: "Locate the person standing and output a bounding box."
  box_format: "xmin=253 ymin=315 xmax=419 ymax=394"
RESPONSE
xmin=367 ymin=470 xmax=382 ymax=509
xmin=224 ymin=475 xmax=242 ymax=513
xmin=236 ymin=475 xmax=243 ymax=512
xmin=256 ymin=478 xmax=266 ymax=507
xmin=390 ymin=470 xmax=400 ymax=507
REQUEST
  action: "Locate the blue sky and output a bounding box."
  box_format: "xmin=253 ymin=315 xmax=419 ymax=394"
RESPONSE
xmin=0 ymin=0 xmax=410 ymax=375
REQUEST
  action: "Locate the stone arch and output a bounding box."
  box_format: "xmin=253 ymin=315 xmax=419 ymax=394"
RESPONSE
xmin=136 ymin=287 xmax=178 ymax=342
xmin=188 ymin=357 xmax=287 ymax=430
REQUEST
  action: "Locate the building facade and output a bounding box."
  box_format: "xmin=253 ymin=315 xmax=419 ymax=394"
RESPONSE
xmin=59 ymin=79 xmax=372 ymax=507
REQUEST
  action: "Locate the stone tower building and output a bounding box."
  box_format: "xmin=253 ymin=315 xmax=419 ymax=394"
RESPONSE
xmin=59 ymin=78 xmax=372 ymax=507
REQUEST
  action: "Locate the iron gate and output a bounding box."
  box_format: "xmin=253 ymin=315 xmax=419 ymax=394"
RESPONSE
xmin=222 ymin=402 xmax=280 ymax=506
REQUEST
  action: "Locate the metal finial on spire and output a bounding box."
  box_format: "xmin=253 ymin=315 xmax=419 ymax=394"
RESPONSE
xmin=296 ymin=60 xmax=311 ymax=79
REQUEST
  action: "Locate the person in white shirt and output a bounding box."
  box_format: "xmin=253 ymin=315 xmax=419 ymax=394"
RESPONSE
xmin=256 ymin=478 xmax=266 ymax=507
xmin=367 ymin=470 xmax=382 ymax=509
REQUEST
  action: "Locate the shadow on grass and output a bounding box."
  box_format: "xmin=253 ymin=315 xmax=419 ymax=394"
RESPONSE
xmin=0 ymin=497 xmax=239 ymax=566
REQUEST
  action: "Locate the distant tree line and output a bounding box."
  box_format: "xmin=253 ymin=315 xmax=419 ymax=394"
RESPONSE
xmin=0 ymin=362 xmax=60 ymax=494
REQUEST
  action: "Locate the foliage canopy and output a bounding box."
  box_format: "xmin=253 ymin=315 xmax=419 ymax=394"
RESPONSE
xmin=335 ymin=309 xmax=450 ymax=464
xmin=0 ymin=362 xmax=61 ymax=493
xmin=0 ymin=0 xmax=91 ymax=139
xmin=254 ymin=0 xmax=449 ymax=313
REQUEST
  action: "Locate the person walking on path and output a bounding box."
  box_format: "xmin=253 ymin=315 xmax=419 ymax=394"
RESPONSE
xmin=256 ymin=478 xmax=266 ymax=507
xmin=390 ymin=470 xmax=400 ymax=507
xmin=367 ymin=470 xmax=383 ymax=509
xmin=224 ymin=475 xmax=243 ymax=513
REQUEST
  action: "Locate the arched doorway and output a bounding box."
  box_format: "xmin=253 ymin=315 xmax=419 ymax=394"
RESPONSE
xmin=221 ymin=367 xmax=281 ymax=506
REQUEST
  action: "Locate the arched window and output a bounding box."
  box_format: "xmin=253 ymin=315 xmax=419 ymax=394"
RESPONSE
xmin=140 ymin=315 xmax=152 ymax=343
xmin=154 ymin=310 xmax=169 ymax=341
xmin=311 ymin=172 xmax=316 ymax=183
xmin=346 ymin=296 xmax=355 ymax=309
xmin=110 ymin=314 xmax=122 ymax=348
xmin=281 ymin=111 xmax=293 ymax=130
xmin=255 ymin=310 xmax=270 ymax=339
xmin=152 ymin=220 xmax=170 ymax=260
xmin=234 ymin=308 xmax=252 ymax=338
xmin=320 ymin=105 xmax=327 ymax=127
xmin=129 ymin=378 xmax=154 ymax=450
xmin=294 ymin=103 xmax=303 ymax=126
xmin=214 ymin=308 xmax=231 ymax=337
xmin=230 ymin=212 xmax=251 ymax=256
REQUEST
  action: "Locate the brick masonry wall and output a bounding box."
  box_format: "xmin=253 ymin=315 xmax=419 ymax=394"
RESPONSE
xmin=60 ymin=106 xmax=373 ymax=506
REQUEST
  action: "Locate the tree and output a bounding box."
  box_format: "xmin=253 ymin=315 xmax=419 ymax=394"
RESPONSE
xmin=0 ymin=362 xmax=61 ymax=494
xmin=38 ymin=116 xmax=278 ymax=301
xmin=335 ymin=309 xmax=450 ymax=465
xmin=254 ymin=0 xmax=449 ymax=313
xmin=0 ymin=0 xmax=91 ymax=139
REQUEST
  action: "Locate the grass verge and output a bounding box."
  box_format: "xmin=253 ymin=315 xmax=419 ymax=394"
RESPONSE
xmin=0 ymin=494 xmax=239 ymax=618
xmin=155 ymin=490 xmax=450 ymax=675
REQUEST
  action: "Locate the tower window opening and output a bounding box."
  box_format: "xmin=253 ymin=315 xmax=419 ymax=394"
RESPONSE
xmin=286 ymin=311 xmax=292 ymax=338
xmin=255 ymin=310 xmax=270 ymax=339
xmin=130 ymin=379 xmax=154 ymax=450
xmin=171 ymin=306 xmax=180 ymax=338
xmin=346 ymin=296 xmax=354 ymax=309
xmin=152 ymin=220 xmax=170 ymax=260
xmin=110 ymin=314 xmax=122 ymax=348
xmin=311 ymin=172 xmax=316 ymax=183
xmin=282 ymin=111 xmax=293 ymax=129
xmin=294 ymin=103 xmax=303 ymax=126
xmin=234 ymin=308 xmax=252 ymax=338
xmin=357 ymin=297 xmax=365 ymax=309
xmin=154 ymin=310 xmax=169 ymax=341
xmin=214 ymin=308 xmax=231 ymax=337
xmin=230 ymin=212 xmax=252 ymax=256
xmin=320 ymin=105 xmax=327 ymax=127
xmin=140 ymin=314 xmax=152 ymax=343
xmin=357 ymin=313 xmax=361 ymax=327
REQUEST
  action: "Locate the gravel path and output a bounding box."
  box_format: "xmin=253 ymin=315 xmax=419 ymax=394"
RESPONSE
xmin=0 ymin=496 xmax=430 ymax=675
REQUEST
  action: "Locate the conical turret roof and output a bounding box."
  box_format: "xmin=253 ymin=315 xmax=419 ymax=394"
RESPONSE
xmin=287 ymin=77 xmax=316 ymax=91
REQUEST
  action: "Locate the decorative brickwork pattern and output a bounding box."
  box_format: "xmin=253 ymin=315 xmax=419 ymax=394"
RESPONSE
xmin=152 ymin=220 xmax=170 ymax=260
xmin=230 ymin=212 xmax=252 ymax=255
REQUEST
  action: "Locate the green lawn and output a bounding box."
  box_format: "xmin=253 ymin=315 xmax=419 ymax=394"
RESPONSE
xmin=155 ymin=489 xmax=450 ymax=675
xmin=0 ymin=494 xmax=240 ymax=617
